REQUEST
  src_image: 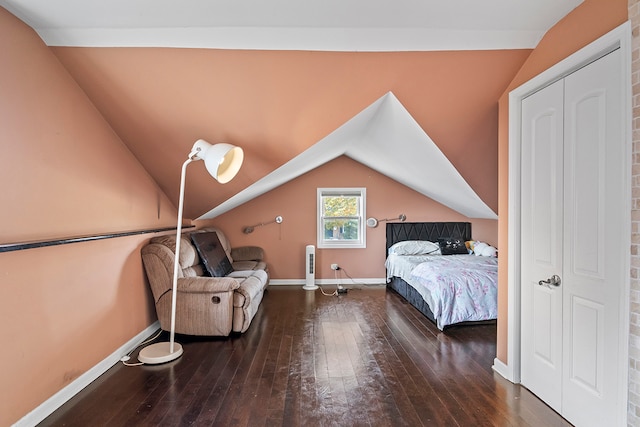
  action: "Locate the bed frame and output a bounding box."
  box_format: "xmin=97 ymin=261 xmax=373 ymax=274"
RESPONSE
xmin=385 ymin=221 xmax=472 ymax=326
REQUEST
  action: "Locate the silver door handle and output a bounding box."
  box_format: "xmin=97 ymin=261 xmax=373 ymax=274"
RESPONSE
xmin=538 ymin=274 xmax=561 ymax=287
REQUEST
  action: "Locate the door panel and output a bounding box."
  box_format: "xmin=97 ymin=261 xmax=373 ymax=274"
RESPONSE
xmin=569 ymin=295 xmax=603 ymax=394
xmin=532 ymin=286 xmax=555 ymax=365
xmin=569 ymin=91 xmax=606 ymax=278
xmin=520 ymin=79 xmax=564 ymax=412
xmin=562 ymin=48 xmax=623 ymax=427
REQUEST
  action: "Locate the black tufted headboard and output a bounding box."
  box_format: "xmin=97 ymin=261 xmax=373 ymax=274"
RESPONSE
xmin=385 ymin=222 xmax=472 ymax=256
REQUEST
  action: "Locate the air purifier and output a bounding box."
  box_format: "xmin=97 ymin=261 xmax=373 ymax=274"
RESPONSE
xmin=303 ymin=245 xmax=318 ymax=290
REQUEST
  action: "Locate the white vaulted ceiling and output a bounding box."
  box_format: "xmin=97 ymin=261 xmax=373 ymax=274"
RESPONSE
xmin=0 ymin=0 xmax=582 ymax=51
xmin=200 ymin=92 xmax=498 ymax=220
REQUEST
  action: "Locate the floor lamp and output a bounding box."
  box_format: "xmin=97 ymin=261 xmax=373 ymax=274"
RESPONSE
xmin=138 ymin=139 xmax=244 ymax=364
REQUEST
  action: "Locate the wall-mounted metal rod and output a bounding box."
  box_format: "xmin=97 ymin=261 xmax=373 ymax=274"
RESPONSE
xmin=243 ymin=216 xmax=283 ymax=234
xmin=0 ymin=226 xmax=191 ymax=253
xmin=366 ymin=214 xmax=406 ymax=228
xmin=380 ymin=213 xmax=406 ymax=222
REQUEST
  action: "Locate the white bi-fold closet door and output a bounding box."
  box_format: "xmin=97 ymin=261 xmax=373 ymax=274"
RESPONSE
xmin=520 ymin=48 xmax=625 ymax=427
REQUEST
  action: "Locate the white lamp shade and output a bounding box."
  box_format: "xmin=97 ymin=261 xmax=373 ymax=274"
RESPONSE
xmin=192 ymin=139 xmax=244 ymax=183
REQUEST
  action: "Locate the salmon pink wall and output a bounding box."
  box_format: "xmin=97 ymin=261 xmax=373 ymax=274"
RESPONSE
xmin=198 ymin=156 xmax=498 ymax=281
xmin=495 ymin=0 xmax=628 ymax=363
xmin=0 ymin=237 xmax=161 ymax=425
xmin=0 ymin=16 xmax=177 ymax=241
xmin=0 ymin=8 xmax=178 ymax=426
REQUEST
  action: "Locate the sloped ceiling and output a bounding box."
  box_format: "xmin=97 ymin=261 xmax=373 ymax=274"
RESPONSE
xmin=201 ymin=92 xmax=496 ymax=220
xmin=46 ymin=47 xmax=533 ymax=220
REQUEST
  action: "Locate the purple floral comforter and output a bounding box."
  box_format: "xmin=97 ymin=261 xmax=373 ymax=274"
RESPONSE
xmin=409 ymin=255 xmax=498 ymax=329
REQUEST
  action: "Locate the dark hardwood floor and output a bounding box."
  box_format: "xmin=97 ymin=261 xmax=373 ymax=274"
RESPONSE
xmin=39 ymin=286 xmax=571 ymax=426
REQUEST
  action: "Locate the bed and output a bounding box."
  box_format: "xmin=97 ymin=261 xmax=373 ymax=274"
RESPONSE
xmin=385 ymin=222 xmax=498 ymax=330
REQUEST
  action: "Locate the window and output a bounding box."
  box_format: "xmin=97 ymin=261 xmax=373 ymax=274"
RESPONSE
xmin=317 ymin=188 xmax=366 ymax=248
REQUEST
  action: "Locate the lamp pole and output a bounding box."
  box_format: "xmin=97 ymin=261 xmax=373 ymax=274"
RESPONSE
xmin=168 ymin=153 xmax=197 ymax=355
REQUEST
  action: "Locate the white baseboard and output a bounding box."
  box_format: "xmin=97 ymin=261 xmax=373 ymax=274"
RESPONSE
xmin=15 ymin=322 xmax=160 ymax=427
xmin=269 ymin=278 xmax=387 ymax=286
xmin=492 ymin=357 xmax=516 ymax=383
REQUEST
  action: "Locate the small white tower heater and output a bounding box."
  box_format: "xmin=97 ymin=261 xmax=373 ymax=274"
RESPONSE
xmin=303 ymin=245 xmax=318 ymax=290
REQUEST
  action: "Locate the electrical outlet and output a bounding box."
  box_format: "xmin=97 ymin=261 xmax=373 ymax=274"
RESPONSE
xmin=331 ymin=263 xmax=340 ymax=270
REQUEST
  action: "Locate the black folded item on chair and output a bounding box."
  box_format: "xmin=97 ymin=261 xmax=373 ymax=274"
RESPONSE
xmin=191 ymin=232 xmax=234 ymax=277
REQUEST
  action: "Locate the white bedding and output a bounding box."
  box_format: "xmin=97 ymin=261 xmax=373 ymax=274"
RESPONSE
xmin=385 ymin=253 xmax=498 ymax=329
xmin=385 ymin=254 xmax=433 ymax=281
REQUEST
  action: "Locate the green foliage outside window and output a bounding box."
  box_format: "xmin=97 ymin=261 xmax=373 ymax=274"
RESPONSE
xmin=322 ymin=195 xmax=360 ymax=241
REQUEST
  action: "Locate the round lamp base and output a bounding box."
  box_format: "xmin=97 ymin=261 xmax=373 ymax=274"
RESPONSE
xmin=138 ymin=341 xmax=183 ymax=365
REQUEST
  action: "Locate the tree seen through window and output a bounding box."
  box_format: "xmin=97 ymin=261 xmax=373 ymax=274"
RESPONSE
xmin=322 ymin=194 xmax=359 ymax=241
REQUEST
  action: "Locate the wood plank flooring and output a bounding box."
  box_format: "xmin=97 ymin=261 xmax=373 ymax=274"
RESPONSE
xmin=39 ymin=286 xmax=571 ymax=426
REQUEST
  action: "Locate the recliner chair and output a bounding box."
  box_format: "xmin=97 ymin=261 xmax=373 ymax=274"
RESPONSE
xmin=141 ymin=227 xmax=269 ymax=335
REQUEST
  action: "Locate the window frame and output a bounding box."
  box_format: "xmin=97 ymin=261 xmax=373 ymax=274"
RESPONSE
xmin=317 ymin=187 xmax=366 ymax=249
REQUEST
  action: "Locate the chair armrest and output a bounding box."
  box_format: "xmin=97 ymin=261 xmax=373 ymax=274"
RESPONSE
xmin=231 ymin=246 xmax=264 ymax=261
xmin=177 ymin=276 xmax=240 ymax=294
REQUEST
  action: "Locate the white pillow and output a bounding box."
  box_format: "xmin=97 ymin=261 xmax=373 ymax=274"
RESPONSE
xmin=389 ymin=240 xmax=441 ymax=255
xmin=481 ymin=246 xmax=497 ymax=257
xmin=472 ymin=241 xmax=497 ymax=257
xmin=473 ymin=242 xmax=488 ymax=256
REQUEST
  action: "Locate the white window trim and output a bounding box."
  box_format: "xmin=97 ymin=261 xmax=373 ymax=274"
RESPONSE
xmin=317 ymin=187 xmax=366 ymax=249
